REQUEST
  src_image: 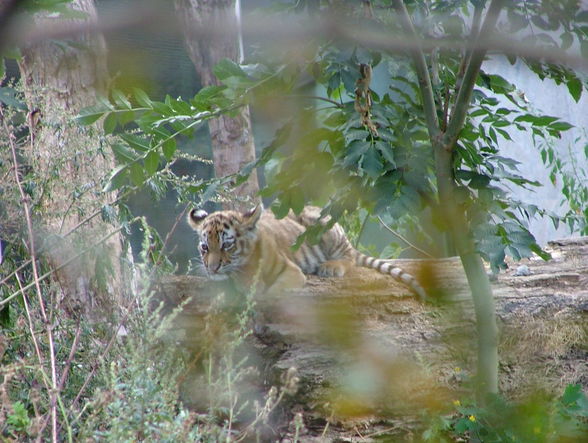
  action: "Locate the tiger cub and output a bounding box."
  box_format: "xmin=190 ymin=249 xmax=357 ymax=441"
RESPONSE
xmin=187 ymin=205 xmax=426 ymax=300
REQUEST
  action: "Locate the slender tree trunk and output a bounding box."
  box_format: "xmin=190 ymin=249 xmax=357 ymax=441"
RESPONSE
xmin=175 ymin=0 xmax=260 ymax=210
xmin=434 ymin=144 xmax=499 ymax=397
xmin=17 ymin=0 xmax=124 ymax=318
xmin=392 ymin=0 xmax=503 ymax=399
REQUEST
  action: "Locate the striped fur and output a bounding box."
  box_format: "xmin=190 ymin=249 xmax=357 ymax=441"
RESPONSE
xmin=187 ymin=206 xmax=426 ymax=299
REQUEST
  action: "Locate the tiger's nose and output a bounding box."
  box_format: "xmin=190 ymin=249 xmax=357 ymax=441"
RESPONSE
xmin=209 ymin=261 xmax=222 ymax=274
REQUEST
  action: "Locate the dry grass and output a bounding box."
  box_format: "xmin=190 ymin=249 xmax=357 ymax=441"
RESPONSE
xmin=500 ymin=311 xmax=588 ymax=396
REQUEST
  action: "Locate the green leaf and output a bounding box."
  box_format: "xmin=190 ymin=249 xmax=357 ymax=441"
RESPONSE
xmin=549 ymin=121 xmax=574 ymax=132
xmin=6 ymin=401 xmax=30 ymax=431
xmin=362 ymin=148 xmax=383 ymax=178
xmin=152 ymin=101 xmax=172 ymax=115
xmin=144 ymin=151 xmax=159 ymax=176
xmin=495 ymin=128 xmax=512 ymax=141
xmin=561 ymin=384 xmax=583 ymax=407
xmin=112 ymin=89 xmax=132 ymax=109
xmin=530 ymin=243 xmax=551 ymax=261
xmin=103 ymin=112 xmax=117 ymax=134
xmin=129 ymin=162 xmax=144 ymax=186
xmin=514 ymin=114 xmax=559 ymax=126
xmin=271 ymin=197 xmax=291 ymax=219
xmin=469 ymin=173 xmax=491 ymax=189
xmin=344 ymin=128 xmax=368 ymax=144
xmin=375 ymin=140 xmax=395 ymax=167
xmin=162 ymin=138 xmax=177 ymax=161
xmin=111 ymin=143 xmax=137 ymax=163
xmin=196 ymin=85 xmax=226 ymax=100
xmin=201 ymin=181 xmax=218 ymax=202
xmin=120 ymin=134 xmax=149 ymax=152
xmin=566 ymin=76 xmax=582 ymax=102
xmin=213 ymin=59 xmax=247 ymax=81
xmin=342 ymin=140 xmax=370 ymax=168
xmin=101 ymin=204 xmax=117 ymax=223
xmin=461 ymin=126 xmax=480 ymax=141
xmin=76 ymin=103 xmax=110 ymax=125
xmin=0 ymin=305 xmax=10 ymax=328
xmin=470 ymin=108 xmax=488 ymax=118
xmin=118 ymin=110 xmax=135 ymax=126
xmin=560 ymin=32 xmax=573 ymax=50
xmin=324 ymin=110 xmax=347 ymax=128
xmin=103 ymin=165 xmax=128 ymax=192
xmin=290 ymin=187 xmax=305 ymax=215
xmin=133 ymin=87 xmax=152 ymax=107
xmin=0 ymin=87 xmax=26 ymax=110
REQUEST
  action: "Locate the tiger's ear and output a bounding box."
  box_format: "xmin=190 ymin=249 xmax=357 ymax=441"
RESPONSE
xmin=187 ymin=208 xmax=208 ymax=231
xmin=241 ymin=205 xmax=262 ymax=229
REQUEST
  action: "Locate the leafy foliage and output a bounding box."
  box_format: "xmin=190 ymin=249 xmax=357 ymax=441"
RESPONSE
xmin=75 ymin=2 xmax=587 ymax=270
xmin=243 ymin=1 xmax=586 ymax=269
xmin=424 ymin=385 xmax=588 ymax=442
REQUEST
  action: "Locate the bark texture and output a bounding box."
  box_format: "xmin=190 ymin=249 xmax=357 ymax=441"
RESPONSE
xmin=175 ymin=0 xmax=260 ymax=210
xmin=17 ymin=0 xmax=124 ymax=317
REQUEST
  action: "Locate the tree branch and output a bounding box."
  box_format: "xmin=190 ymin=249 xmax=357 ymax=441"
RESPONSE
xmin=444 ymin=0 xmax=506 ymax=148
xmin=391 ymin=0 xmax=441 ymax=140
xmin=377 ymin=216 xmax=434 ymax=258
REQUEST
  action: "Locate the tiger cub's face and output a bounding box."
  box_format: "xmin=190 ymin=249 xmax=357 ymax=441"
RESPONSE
xmin=187 ymin=206 xmax=261 ymax=280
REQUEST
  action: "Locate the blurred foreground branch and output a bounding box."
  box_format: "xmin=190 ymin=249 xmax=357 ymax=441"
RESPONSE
xmin=7 ymin=6 xmax=587 ymax=71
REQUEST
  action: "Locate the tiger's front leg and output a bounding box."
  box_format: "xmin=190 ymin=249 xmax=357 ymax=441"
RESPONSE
xmin=253 ymin=259 xmax=306 ymax=338
xmin=264 ymin=259 xmax=306 ymax=295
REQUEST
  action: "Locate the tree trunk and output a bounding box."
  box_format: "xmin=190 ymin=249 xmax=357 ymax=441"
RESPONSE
xmin=17 ymin=0 xmax=124 ymax=318
xmin=175 ymin=0 xmax=260 ymax=210
xmin=391 ymin=0 xmax=502 ymax=400
xmin=434 ymin=144 xmax=499 ymax=398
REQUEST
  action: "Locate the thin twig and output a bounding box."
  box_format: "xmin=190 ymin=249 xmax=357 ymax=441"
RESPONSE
xmin=377 ymin=216 xmax=434 ymax=258
xmin=3 ymin=106 xmax=59 ymax=443
xmin=70 ymin=207 xmax=185 ymax=410
xmin=0 ymin=187 xmax=132 ymax=289
xmin=57 ymin=321 xmax=82 ymax=391
xmin=1 ymin=224 xmax=130 ymax=307
xmin=284 ymin=94 xmax=344 ymax=108
xmin=69 ymin=294 xmax=134 ymax=410
xmin=14 ymin=272 xmax=52 ymax=394
xmin=157 ymin=206 xmax=189 ymax=264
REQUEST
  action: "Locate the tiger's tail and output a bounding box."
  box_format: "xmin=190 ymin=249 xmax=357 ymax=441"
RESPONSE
xmin=354 ymin=252 xmax=426 ymax=300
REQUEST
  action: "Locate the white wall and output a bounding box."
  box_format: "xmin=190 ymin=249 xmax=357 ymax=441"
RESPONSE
xmin=483 ymin=56 xmax=588 ymax=245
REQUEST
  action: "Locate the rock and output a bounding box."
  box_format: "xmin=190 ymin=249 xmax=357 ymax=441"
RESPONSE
xmin=514 ymin=264 xmax=531 ymax=276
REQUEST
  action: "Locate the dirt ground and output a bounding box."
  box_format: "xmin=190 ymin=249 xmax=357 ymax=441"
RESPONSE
xmin=158 ymin=237 xmax=588 ymax=441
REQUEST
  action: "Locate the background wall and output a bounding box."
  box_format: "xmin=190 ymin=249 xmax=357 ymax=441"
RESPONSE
xmin=484 ymin=56 xmax=588 ymax=245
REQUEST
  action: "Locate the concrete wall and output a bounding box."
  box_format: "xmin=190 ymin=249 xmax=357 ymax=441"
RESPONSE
xmin=484 ymin=56 xmax=588 ymax=244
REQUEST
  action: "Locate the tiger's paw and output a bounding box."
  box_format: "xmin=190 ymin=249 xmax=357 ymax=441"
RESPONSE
xmin=317 ymin=260 xmax=350 ymax=278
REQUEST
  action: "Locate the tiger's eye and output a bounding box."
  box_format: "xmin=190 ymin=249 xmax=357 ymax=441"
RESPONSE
xmin=200 ymin=243 xmax=208 ymax=253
